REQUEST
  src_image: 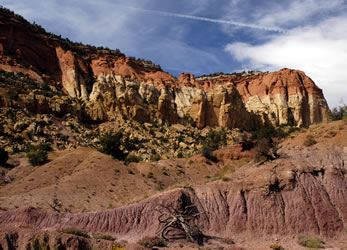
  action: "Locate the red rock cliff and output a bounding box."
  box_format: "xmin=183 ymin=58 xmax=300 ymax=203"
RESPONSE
xmin=0 ymin=8 xmax=330 ymax=128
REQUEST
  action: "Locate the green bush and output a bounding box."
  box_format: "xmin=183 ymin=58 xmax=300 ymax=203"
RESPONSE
xmin=331 ymin=104 xmax=347 ymax=120
xmin=298 ymin=236 xmax=324 ymax=248
xmin=204 ymin=128 xmax=227 ymax=150
xmin=30 ymin=234 xmax=50 ymax=250
xmin=150 ymin=154 xmax=161 ymax=161
xmin=123 ymin=134 xmax=139 ymax=151
xmin=26 ymin=144 xmax=49 ymax=166
xmin=146 ymin=172 xmax=154 ymax=178
xmin=27 ymin=150 xmax=48 ymax=166
xmin=201 ymin=128 xmax=227 ymax=161
xmin=270 ymin=243 xmax=284 ymax=250
xmin=125 ymin=154 xmax=142 ymax=164
xmin=100 ymin=132 xmax=126 ymax=160
xmin=202 ymin=145 xmax=217 ymax=162
xmin=251 ymin=127 xmax=276 ymax=140
xmin=0 ymin=147 xmax=8 ymax=165
xmin=34 ymin=143 xmax=52 ymax=152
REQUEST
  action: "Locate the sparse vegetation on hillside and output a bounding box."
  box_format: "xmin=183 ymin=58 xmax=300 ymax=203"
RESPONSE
xmin=58 ymin=228 xmax=90 ymax=238
xmin=269 ymin=243 xmax=284 ymax=250
xmin=298 ymin=236 xmax=324 ymax=248
xmin=303 ymin=134 xmax=317 ymax=147
xmin=26 ymin=143 xmax=50 ymax=166
xmin=125 ymin=154 xmax=142 ymax=164
xmin=92 ymin=232 xmax=116 ymax=241
xmin=201 ymin=128 xmax=227 ymax=161
xmin=30 ymin=234 xmax=51 ymax=250
xmin=146 ymin=171 xmax=154 ymax=178
xmin=0 ymin=70 xmax=64 ymax=97
xmin=99 ymin=132 xmax=127 ymax=160
xmin=137 ymin=236 xmax=167 ymax=248
xmin=331 ymin=103 xmax=347 ymax=121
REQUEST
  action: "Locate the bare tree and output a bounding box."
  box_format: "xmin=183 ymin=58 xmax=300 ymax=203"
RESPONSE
xmin=156 ymin=204 xmax=204 ymax=242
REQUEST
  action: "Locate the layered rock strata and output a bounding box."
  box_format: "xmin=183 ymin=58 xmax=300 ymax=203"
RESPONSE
xmin=0 ymin=149 xmax=345 ymax=242
xmin=0 ymin=8 xmax=330 ymax=128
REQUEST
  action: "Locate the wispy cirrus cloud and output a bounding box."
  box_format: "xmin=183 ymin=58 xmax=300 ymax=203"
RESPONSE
xmin=128 ymin=6 xmax=284 ymax=32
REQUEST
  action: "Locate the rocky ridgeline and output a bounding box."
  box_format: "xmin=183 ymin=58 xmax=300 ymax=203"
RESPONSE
xmin=0 ymin=68 xmax=244 ymax=159
xmin=0 ymin=7 xmax=331 ymax=133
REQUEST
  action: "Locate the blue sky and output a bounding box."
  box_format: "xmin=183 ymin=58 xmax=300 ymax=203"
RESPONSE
xmin=1 ymin=0 xmax=347 ymax=108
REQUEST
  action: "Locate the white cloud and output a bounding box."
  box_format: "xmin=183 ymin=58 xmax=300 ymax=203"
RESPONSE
xmin=256 ymin=0 xmax=345 ymax=28
xmin=225 ymin=16 xmax=347 ymax=108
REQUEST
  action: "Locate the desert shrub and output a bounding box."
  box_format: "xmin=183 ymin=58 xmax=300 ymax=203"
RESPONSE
xmin=27 ymin=144 xmax=48 ymax=166
xmin=0 ymin=147 xmax=8 ymax=165
xmin=146 ymin=172 xmax=154 ymax=178
xmin=35 ymin=143 xmax=52 ymax=152
xmin=159 ymin=136 xmax=169 ymax=143
xmin=222 ymin=176 xmax=230 ymax=182
xmin=151 ymin=154 xmax=161 ymax=161
xmin=125 ymin=154 xmax=142 ymax=164
xmin=201 ymin=128 xmax=227 ymax=161
xmin=204 ymin=128 xmax=227 ymax=150
xmin=251 ymin=127 xmax=276 ymax=140
xmin=202 ymin=145 xmax=217 ymax=162
xmin=298 ymin=236 xmax=324 ymax=248
xmin=30 ymin=234 xmax=50 ymax=250
xmin=303 ymin=134 xmax=317 ymax=147
xmin=270 ymin=243 xmax=284 ymax=250
xmin=137 ymin=236 xmax=167 ymax=248
xmin=93 ymin=232 xmax=116 ymax=241
xmin=325 ymin=130 xmax=337 ymax=138
xmin=58 ymin=228 xmax=90 ymax=238
xmin=177 ymin=152 xmax=184 ymax=158
xmin=288 ymin=126 xmax=301 ymax=134
xmin=331 ymin=103 xmax=347 ymax=120
xmin=100 ymin=132 xmax=126 ymax=160
xmin=123 ymin=134 xmax=139 ymax=151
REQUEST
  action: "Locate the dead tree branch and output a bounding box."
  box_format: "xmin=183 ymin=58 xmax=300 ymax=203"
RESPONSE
xmin=156 ymin=204 xmax=204 ymax=242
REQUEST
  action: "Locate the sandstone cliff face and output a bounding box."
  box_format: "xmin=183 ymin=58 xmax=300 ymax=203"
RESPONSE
xmin=55 ymin=47 xmax=89 ymax=99
xmin=236 ymin=69 xmax=331 ymax=127
xmin=0 ymin=8 xmax=331 ymax=129
xmin=194 ymin=69 xmax=331 ymax=127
